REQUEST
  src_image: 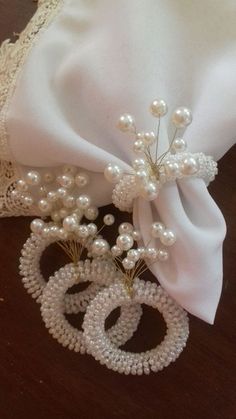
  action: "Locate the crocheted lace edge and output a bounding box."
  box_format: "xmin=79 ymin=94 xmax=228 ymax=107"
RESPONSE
xmin=0 ymin=0 xmax=63 ymax=216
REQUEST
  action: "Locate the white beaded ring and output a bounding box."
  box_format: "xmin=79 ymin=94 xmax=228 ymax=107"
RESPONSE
xmin=19 ymin=233 xmax=113 ymax=313
xmin=41 ymin=264 xmax=143 ymax=353
xmin=105 ymin=100 xmax=218 ymax=212
xmin=111 ymin=152 xmax=217 ymax=212
xmin=83 ymin=278 xmax=189 ymax=375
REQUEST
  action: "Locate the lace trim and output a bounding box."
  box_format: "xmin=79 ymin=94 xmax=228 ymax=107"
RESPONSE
xmin=0 ymin=0 xmax=64 ymax=216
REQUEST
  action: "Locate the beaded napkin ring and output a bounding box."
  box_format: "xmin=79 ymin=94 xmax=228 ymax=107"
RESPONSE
xmin=41 ymin=263 xmax=142 ymax=354
xmin=83 ymin=278 xmax=189 ymax=375
xmin=104 ymin=99 xmax=217 ymax=212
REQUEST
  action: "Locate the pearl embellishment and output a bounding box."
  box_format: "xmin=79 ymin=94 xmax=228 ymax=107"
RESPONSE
xmin=83 ymin=278 xmax=189 ymax=375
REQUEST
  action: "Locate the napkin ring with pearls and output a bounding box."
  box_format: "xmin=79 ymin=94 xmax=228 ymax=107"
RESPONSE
xmin=105 ymin=100 xmax=217 ymax=212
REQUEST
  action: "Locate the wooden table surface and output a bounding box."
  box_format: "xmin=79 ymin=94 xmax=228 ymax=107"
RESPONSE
xmin=0 ymin=2 xmax=235 ymax=418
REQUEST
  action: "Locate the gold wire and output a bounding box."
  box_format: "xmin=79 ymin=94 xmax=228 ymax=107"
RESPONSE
xmin=96 ymin=224 xmax=106 ymax=236
xmin=156 ymin=127 xmax=178 ymax=167
xmin=155 ymin=117 xmax=161 ymax=164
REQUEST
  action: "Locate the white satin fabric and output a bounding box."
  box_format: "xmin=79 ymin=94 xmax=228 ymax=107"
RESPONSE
xmin=6 ymin=0 xmax=236 ymax=322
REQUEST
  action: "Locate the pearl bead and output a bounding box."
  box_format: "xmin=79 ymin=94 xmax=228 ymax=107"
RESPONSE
xmin=181 ymin=157 xmax=199 ymax=175
xmin=87 ymin=223 xmax=98 ymax=236
xmin=145 ymin=247 xmax=158 ymax=260
xmin=92 ymin=239 xmax=110 ymax=255
xmin=137 ymin=247 xmax=146 ymax=258
xmin=140 ymin=182 xmax=159 ymax=201
xmin=164 ymin=161 xmax=180 ymax=177
xmin=42 ymin=227 xmax=50 ymax=238
xmin=57 ymin=174 xmax=75 ymax=189
xmin=103 ymin=214 xmax=115 ymax=226
xmin=38 ymin=199 xmax=52 ymax=213
xmin=16 ymin=179 xmax=28 ymax=192
xmin=59 ymin=208 xmax=69 ymax=219
xmin=84 ymin=206 xmax=99 ymax=221
xmin=117 ymin=114 xmax=135 ymax=133
xmin=43 ymin=172 xmax=54 ymax=183
xmin=111 ymin=245 xmax=122 ymax=257
xmin=151 ymin=222 xmax=165 ymax=238
xmin=171 ymin=138 xmax=187 ymax=153
xmin=172 ymin=107 xmax=192 ymax=128
xmin=76 ymin=195 xmax=91 ymax=210
xmin=25 ymin=171 xmax=41 ymax=186
xmin=72 ymin=208 xmax=83 ymax=221
xmin=118 ymin=223 xmax=134 ymax=235
xmin=157 ymin=248 xmax=169 ymax=261
xmin=133 ymin=139 xmax=145 ymax=154
xmin=127 ymin=249 xmax=140 ymax=262
xmin=11 ymin=190 xmax=19 ymax=199
xmin=63 ymin=195 xmax=76 ymax=209
xmin=51 ymin=211 xmax=61 ymax=223
xmin=57 ymin=187 xmax=68 ymax=199
xmin=62 ymin=165 xmax=77 ymax=175
xmin=143 ymin=132 xmax=156 ymax=146
xmin=104 ymin=164 xmax=123 ymax=184
xmin=75 ymin=172 xmax=89 ymax=188
xmin=150 ymin=99 xmax=168 ymax=117
xmin=49 ymin=225 xmax=60 ymax=237
xmin=137 ymin=130 xmax=146 ymax=138
xmin=23 ymin=194 xmax=34 ymax=206
xmin=135 ymin=169 xmax=149 ymax=184
xmin=122 ymin=258 xmax=135 ymax=270
xmin=132 ymin=230 xmax=141 ymax=241
xmin=63 ymin=216 xmax=77 ymax=232
xmin=30 ymin=219 xmax=45 ymax=234
xmin=77 ymin=225 xmax=89 ymax=238
xmin=132 ymin=158 xmax=146 ymax=170
xmin=39 ymin=186 xmax=48 ymax=197
xmin=160 ymin=229 xmax=176 ymax=246
xmin=58 ymin=228 xmax=68 ymax=240
xmin=47 ymin=191 xmax=58 ymax=203
xmin=116 ymin=234 xmax=134 ymax=251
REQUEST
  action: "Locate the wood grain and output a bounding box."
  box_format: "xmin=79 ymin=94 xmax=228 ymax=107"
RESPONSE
xmin=0 ymin=2 xmax=235 ymax=418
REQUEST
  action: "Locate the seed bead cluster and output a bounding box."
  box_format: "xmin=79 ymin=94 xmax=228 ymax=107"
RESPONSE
xmin=90 ymin=221 xmax=176 ymax=294
xmin=12 ymin=166 xmax=99 ymax=223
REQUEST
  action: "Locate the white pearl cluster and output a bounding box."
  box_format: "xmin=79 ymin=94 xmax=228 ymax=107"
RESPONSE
xmin=13 ymin=166 xmax=99 ymax=223
xmin=105 ymin=221 xmax=176 ymax=271
xmin=83 ymin=277 xmax=189 ymax=375
xmin=104 ymin=99 xmax=217 ymax=212
xmin=19 ymin=232 xmax=113 ymax=309
xmin=41 ymin=263 xmax=143 ymax=353
xmin=19 ymin=207 xmax=120 ymax=306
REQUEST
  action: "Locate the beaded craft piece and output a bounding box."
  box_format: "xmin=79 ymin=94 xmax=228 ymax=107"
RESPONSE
xmin=105 ymin=100 xmax=217 ymax=212
xmin=18 ymin=99 xmax=218 ymax=374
